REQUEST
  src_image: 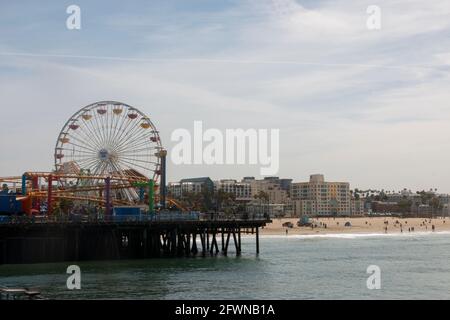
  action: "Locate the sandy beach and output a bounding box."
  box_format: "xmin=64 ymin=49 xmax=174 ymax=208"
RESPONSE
xmin=260 ymin=217 xmax=450 ymax=236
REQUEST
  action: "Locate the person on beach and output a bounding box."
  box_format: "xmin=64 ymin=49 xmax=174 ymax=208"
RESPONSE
xmin=432 ymin=225 xmax=435 ymax=232
xmin=385 ymin=226 xmax=388 ymax=234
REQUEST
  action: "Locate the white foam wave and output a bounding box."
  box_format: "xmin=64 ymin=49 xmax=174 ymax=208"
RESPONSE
xmin=247 ymin=231 xmax=450 ymax=240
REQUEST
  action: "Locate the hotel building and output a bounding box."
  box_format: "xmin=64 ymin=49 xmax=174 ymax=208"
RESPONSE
xmin=291 ymin=174 xmax=351 ymax=216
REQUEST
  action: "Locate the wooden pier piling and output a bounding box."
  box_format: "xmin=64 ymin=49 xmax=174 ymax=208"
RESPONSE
xmin=256 ymin=227 xmax=260 ymax=255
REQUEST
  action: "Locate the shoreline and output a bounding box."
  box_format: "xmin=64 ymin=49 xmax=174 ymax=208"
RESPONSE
xmin=259 ymin=217 xmax=450 ymax=237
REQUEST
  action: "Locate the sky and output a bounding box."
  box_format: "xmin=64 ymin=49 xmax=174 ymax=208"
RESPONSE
xmin=1 ymin=0 xmax=450 ymax=192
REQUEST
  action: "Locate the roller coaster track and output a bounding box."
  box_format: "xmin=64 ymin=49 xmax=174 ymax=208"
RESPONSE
xmin=23 ymin=172 xmax=148 ymax=183
xmin=29 ymin=193 xmax=131 ymax=206
xmin=1 ymin=173 xmax=189 ymax=212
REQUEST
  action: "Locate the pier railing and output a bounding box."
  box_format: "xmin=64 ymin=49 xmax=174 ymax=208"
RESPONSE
xmin=0 ymin=212 xmax=269 ymax=225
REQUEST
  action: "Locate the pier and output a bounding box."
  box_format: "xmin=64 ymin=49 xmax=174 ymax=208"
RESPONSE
xmin=0 ymin=101 xmax=272 ymax=265
xmin=0 ymin=214 xmax=270 ymax=264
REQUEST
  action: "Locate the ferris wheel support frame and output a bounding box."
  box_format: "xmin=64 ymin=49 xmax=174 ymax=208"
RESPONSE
xmin=159 ymin=149 xmax=167 ymax=209
xmin=48 ymin=175 xmax=53 ymax=215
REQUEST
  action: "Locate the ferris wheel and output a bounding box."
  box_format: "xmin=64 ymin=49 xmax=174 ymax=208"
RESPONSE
xmin=54 ymin=101 xmax=163 ymax=202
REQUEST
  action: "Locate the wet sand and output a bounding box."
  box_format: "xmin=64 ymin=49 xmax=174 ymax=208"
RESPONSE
xmin=260 ymin=217 xmax=450 ymax=235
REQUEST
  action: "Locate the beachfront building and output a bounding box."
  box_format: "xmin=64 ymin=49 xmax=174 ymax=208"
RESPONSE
xmin=287 ymin=199 xmax=311 ymax=217
xmin=365 ymin=189 xmax=450 ymax=217
xmin=214 ymin=179 xmax=253 ymax=202
xmin=351 ymin=198 xmax=365 ymax=216
xmin=169 ymin=176 xmax=291 ymax=205
xmin=290 ymin=174 xmax=351 ymax=216
xmin=168 ymin=177 xmax=214 ymax=198
xmin=249 ymin=177 xmax=290 ymax=204
xmin=370 ymin=201 xmax=400 ymax=214
xmin=214 ymin=177 xmax=292 ymax=218
xmin=246 ymin=202 xmax=288 ymax=218
xmin=215 ymin=176 xmax=291 ymax=204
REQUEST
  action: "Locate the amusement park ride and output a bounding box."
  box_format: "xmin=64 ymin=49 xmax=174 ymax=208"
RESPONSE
xmin=0 ymin=101 xmax=269 ymax=264
xmin=0 ymin=101 xmax=180 ymax=216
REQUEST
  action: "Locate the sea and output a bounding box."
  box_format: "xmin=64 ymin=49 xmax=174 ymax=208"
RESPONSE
xmin=2 ymin=231 xmax=450 ymax=300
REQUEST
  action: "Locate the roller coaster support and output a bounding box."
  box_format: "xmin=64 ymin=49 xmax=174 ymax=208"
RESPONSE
xmin=105 ymin=177 xmax=112 ymax=215
xmin=47 ymin=175 xmax=53 ymax=215
xmin=159 ymin=149 xmax=167 ymax=209
xmin=149 ymin=179 xmax=155 ymax=214
xmin=21 ymin=174 xmax=27 ymax=195
xmin=133 ymin=179 xmax=155 ymax=214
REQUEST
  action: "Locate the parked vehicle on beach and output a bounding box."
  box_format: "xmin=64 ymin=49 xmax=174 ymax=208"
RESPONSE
xmin=297 ymin=216 xmax=312 ymax=227
xmin=282 ymin=222 xmax=294 ymax=228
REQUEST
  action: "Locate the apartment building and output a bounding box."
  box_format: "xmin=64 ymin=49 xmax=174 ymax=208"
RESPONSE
xmin=249 ymin=177 xmax=289 ymax=204
xmin=291 ymin=174 xmax=351 ymax=216
xmin=214 ymin=179 xmax=253 ymax=201
xmin=168 ymin=177 xmax=214 ymax=198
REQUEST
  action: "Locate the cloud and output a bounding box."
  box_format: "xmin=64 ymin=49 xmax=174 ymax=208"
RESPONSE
xmin=1 ymin=0 xmax=450 ymax=192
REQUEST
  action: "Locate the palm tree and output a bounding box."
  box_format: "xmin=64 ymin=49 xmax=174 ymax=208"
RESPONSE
xmin=180 ymin=191 xmax=203 ymax=211
xmin=398 ymin=199 xmax=412 ymax=217
xmin=415 ymin=201 xmax=420 ymax=217
xmin=214 ymin=190 xmax=236 ymax=213
xmin=430 ymin=197 xmax=441 ymax=219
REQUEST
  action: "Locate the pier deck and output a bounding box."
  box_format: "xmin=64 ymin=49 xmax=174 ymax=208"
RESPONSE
xmin=0 ymin=214 xmax=271 ymax=264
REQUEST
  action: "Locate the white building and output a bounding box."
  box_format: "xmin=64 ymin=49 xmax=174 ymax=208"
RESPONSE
xmin=214 ymin=179 xmax=253 ymax=201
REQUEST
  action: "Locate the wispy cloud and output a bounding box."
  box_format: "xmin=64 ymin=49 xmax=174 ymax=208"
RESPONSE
xmin=1 ymin=0 xmax=450 ymax=191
